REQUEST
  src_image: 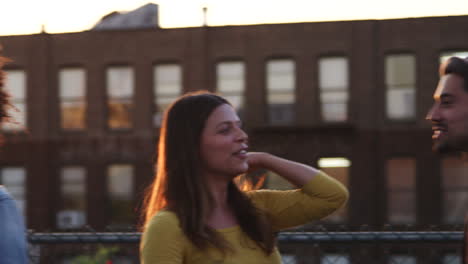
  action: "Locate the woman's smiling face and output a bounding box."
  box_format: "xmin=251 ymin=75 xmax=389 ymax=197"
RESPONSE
xmin=199 ymin=104 xmax=249 ymax=179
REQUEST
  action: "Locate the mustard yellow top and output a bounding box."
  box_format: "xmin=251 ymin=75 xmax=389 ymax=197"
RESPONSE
xmin=140 ymin=171 xmax=348 ymax=264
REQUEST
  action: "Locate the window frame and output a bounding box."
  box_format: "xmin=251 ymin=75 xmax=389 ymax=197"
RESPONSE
xmin=2 ymin=68 xmax=27 ymax=131
xmin=106 ymin=65 xmax=135 ymax=131
xmin=153 ymin=62 xmax=183 ymax=127
xmin=215 ymin=59 xmax=246 ymax=115
xmin=265 ymin=57 xmax=296 ymax=125
xmin=384 ymin=52 xmax=417 ymax=122
xmin=317 ymin=55 xmax=350 ymax=123
xmin=58 ymin=66 xmax=87 ymax=131
xmin=385 ymin=157 xmax=417 ymax=224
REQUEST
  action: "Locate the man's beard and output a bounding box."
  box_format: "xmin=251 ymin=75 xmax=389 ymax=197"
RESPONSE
xmin=433 ymin=140 xmax=457 ymax=153
xmin=433 ymin=136 xmax=468 ymax=154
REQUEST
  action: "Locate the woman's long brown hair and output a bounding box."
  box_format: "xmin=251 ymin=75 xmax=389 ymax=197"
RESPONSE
xmin=141 ymin=91 xmax=275 ymax=254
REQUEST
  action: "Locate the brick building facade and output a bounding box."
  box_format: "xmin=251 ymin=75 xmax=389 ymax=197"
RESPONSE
xmin=1 ymin=15 xmax=468 ymax=230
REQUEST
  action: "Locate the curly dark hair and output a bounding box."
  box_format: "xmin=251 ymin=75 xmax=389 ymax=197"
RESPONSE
xmin=440 ymin=56 xmax=468 ymax=93
xmin=0 ymin=49 xmax=11 ymax=123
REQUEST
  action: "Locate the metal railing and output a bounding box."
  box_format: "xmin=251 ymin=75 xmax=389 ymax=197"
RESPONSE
xmin=27 ymin=227 xmax=465 ymax=264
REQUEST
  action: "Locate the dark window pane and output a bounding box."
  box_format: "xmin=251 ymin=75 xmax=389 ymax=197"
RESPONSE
xmin=387 ymin=158 xmax=415 ymax=189
xmin=442 ymin=157 xmax=468 ymax=224
xmin=108 ymin=100 xmax=132 ymax=129
xmin=59 ymin=68 xmax=86 ymax=130
xmin=57 ymin=167 xmax=86 ymax=229
xmin=386 ymin=158 xmax=416 ymax=223
xmin=217 ymin=61 xmax=245 ymax=113
xmin=385 ymin=54 xmax=416 ymax=120
xmin=319 ymin=158 xmax=350 ymax=222
xmin=3 ymin=70 xmax=26 ymax=130
xmin=444 ymin=191 xmax=468 ymax=224
xmin=319 ymin=57 xmax=349 ymax=122
xmin=266 ymin=59 xmax=295 ymax=124
xmin=108 ymin=165 xmax=134 ymax=226
xmin=442 ymin=157 xmax=468 ymax=188
xmin=107 ymin=67 xmax=133 ymax=129
xmin=153 ymin=64 xmax=181 ymax=127
xmin=388 ymin=191 xmax=415 ymax=223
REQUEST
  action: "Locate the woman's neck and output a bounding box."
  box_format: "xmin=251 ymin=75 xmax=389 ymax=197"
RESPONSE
xmin=205 ymin=175 xmax=239 ymax=229
xmin=206 ymin=174 xmax=230 ymax=208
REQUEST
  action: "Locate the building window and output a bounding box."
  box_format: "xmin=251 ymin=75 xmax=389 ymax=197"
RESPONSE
xmin=386 ymin=158 xmax=416 ymax=224
xmin=281 ymin=255 xmax=297 ymax=264
xmin=442 ymin=254 xmax=462 ymax=264
xmin=318 ymin=157 xmax=350 ymax=222
xmin=385 ymin=54 xmax=416 ymax=120
xmin=440 ymin=51 xmax=468 ymax=63
xmin=108 ymin=164 xmax=134 ymax=226
xmin=266 ymin=59 xmax=295 ymax=125
xmin=154 ymin=64 xmax=182 ymax=126
xmin=321 ymin=254 xmax=350 ymax=264
xmin=107 ymin=66 xmax=133 ymax=129
xmin=388 ymin=255 xmax=417 ymax=264
xmin=0 ymin=167 xmax=26 ymax=217
xmin=3 ymin=70 xmax=26 ymax=130
xmin=57 ymin=167 xmax=86 ymax=229
xmin=442 ymin=157 xmax=468 ymax=224
xmin=318 ymin=57 xmax=349 ymax=122
xmin=59 ymin=68 xmax=86 ymax=130
xmin=216 ymin=61 xmax=245 ymax=116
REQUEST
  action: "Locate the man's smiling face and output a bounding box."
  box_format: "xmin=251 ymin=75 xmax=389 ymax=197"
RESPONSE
xmin=427 ymin=74 xmax=468 ymax=153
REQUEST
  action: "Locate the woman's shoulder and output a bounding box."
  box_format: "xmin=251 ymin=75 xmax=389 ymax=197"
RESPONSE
xmin=141 ymin=210 xmax=188 ymax=251
xmin=145 ymin=210 xmax=181 ymax=232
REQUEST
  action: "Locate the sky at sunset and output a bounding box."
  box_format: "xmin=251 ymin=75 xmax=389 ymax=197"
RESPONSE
xmin=1 ymin=0 xmax=468 ymax=36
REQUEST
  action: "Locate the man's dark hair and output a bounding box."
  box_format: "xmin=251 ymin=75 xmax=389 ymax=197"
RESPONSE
xmin=440 ymin=56 xmax=468 ymax=92
xmin=0 ymin=47 xmax=12 ymax=144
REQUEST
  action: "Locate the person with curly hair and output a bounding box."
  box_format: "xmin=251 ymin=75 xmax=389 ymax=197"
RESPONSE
xmin=0 ymin=47 xmax=28 ymax=264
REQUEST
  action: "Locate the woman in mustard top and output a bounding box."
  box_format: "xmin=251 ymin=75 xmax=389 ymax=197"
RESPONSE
xmin=140 ymin=91 xmax=349 ymax=264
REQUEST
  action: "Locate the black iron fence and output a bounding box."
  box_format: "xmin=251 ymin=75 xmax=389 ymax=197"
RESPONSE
xmin=27 ymin=226 xmax=465 ymax=264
